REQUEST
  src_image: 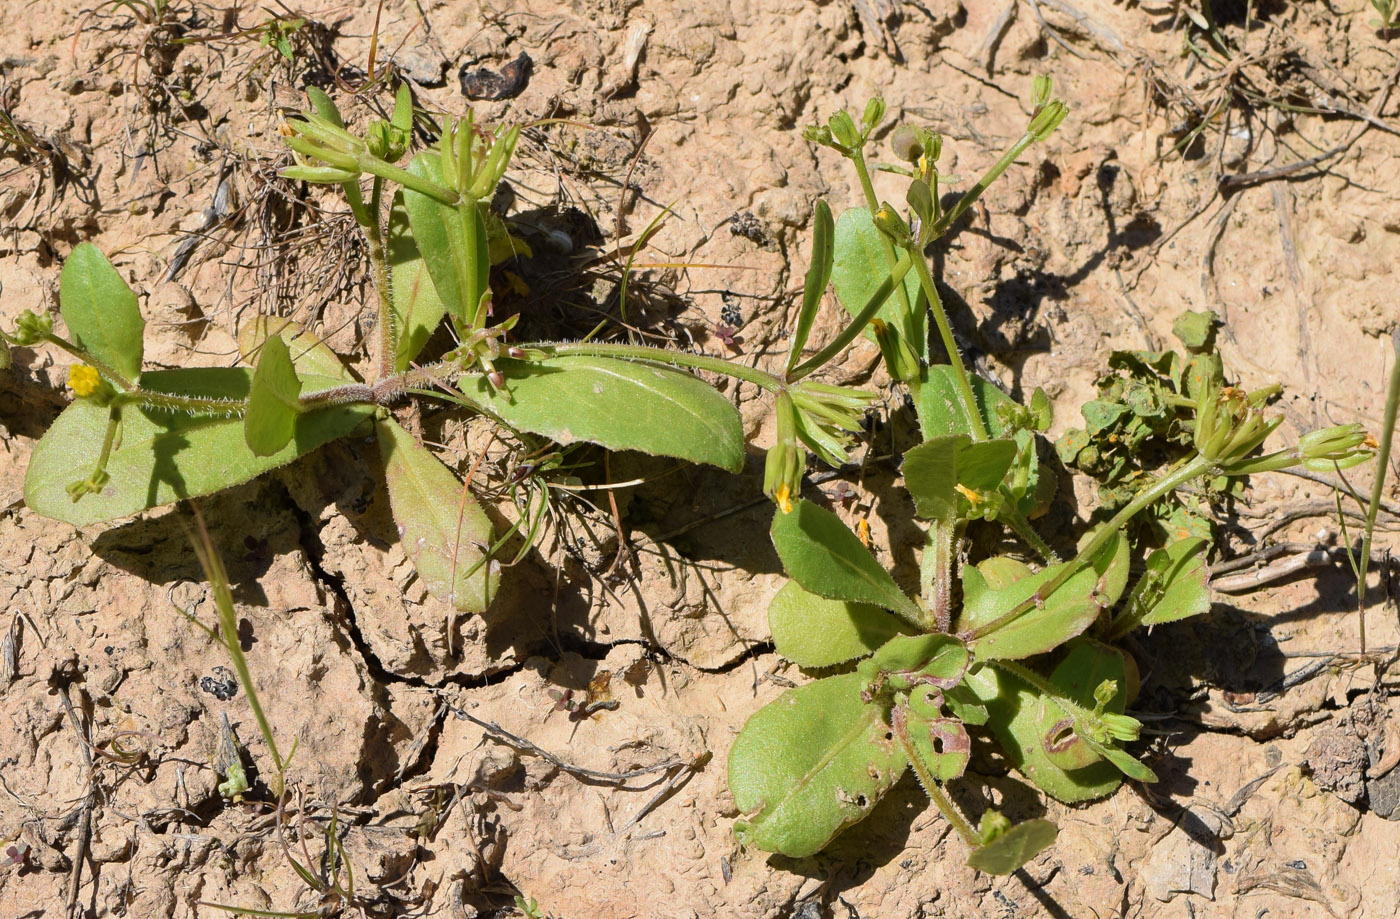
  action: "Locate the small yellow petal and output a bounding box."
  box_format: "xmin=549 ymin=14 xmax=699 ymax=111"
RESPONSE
xmin=775 ymin=483 xmax=794 ymax=515
xmin=68 ymin=364 xmax=101 ymax=398
xmin=954 ymin=483 xmax=984 ymax=506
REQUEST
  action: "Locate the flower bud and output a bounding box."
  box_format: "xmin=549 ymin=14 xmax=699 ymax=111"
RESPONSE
xmin=1299 ymin=422 xmax=1374 ymax=471
xmin=802 ymin=124 xmax=834 ymax=148
xmin=828 ymin=110 xmax=862 ymax=150
xmin=1028 ymin=100 xmax=1068 ymax=142
xmin=860 ymin=97 xmax=887 ymax=136
xmin=1031 ymin=75 xmax=1053 ymax=111
xmin=764 ymin=394 xmax=804 ymax=513
xmin=871 ymin=318 xmax=921 ymax=383
xmin=871 ymin=203 xmax=913 ymax=248
xmin=10 ymin=309 xmax=53 ymax=346
xmin=366 ymin=119 xmax=409 ymax=162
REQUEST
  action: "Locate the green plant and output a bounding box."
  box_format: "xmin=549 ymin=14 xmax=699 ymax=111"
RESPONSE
xmin=1372 ymin=0 xmax=1400 ymax=30
xmin=6 ymin=84 xmax=763 ymax=621
xmin=725 ymin=82 xmax=1375 ymax=873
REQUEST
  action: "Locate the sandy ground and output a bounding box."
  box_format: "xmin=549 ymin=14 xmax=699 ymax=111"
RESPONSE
xmin=2 ymin=0 xmax=1400 ymax=916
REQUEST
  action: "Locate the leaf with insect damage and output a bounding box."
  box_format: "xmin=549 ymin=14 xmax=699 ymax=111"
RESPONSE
xmin=729 ymin=672 xmax=907 ymax=857
xmin=375 ymin=416 xmax=497 ymax=613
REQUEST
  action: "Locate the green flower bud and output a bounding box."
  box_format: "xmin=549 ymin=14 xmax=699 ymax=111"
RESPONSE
xmin=1028 ymin=101 xmax=1069 ymax=142
xmin=871 ymin=202 xmax=913 ymax=248
xmin=828 ymin=110 xmax=862 ymax=150
xmin=764 ymin=394 xmax=804 ymax=513
xmin=366 ymin=119 xmax=409 ymax=162
xmin=802 ymin=124 xmax=834 ymax=148
xmin=861 ymin=97 xmax=887 ymax=136
xmin=871 ymin=318 xmax=921 ymax=383
xmin=1031 ymin=75 xmax=1053 ymax=111
xmin=1299 ymin=423 xmax=1372 ymax=469
xmin=10 ymin=309 xmax=53 ymax=346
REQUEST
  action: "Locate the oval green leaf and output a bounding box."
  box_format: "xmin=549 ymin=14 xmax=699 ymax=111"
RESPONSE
xmin=375 ymin=417 xmax=497 ymax=613
xmin=771 ymin=499 xmax=921 ymax=624
xmin=244 ymin=334 xmax=303 ymax=457
xmin=729 ymin=672 xmax=907 ymax=857
xmin=768 ymin=580 xmax=911 ymax=668
xmin=59 ymin=244 xmax=145 ymax=382
xmin=25 ymin=369 xmax=371 ymax=526
xmin=959 ymin=533 xmax=1127 ymax=661
xmin=967 ymin=819 xmax=1058 ymax=875
xmin=463 ymin=355 xmax=744 ymax=472
xmin=830 ymin=207 xmax=925 ymax=359
xmin=387 ymin=190 xmax=447 ymax=371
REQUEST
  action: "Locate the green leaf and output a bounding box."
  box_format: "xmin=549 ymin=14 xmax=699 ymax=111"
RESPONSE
xmin=964 ymin=663 xmax=1123 ymax=803
xmin=1110 ymin=537 xmax=1211 ymax=638
xmin=244 ymin=335 xmax=303 ymax=456
xmin=768 ymin=581 xmax=910 ymax=668
xmin=403 ymin=153 xmax=489 ymax=332
xmin=916 ymin=367 xmax=1016 ymax=440
xmin=1172 ymin=309 xmax=1219 ymax=352
xmin=306 ymin=86 xmax=343 ymax=127
xmin=25 ymin=369 xmax=370 ymax=526
xmin=1034 ymin=641 xmax=1131 ymax=771
xmin=387 ymin=190 xmax=447 ymax=371
xmin=959 ymin=532 xmax=1127 ymax=660
xmin=237 ymin=316 xmax=352 ymax=381
xmin=375 ymin=417 xmax=497 ymax=613
xmin=771 ymin=499 xmax=921 ymax=623
xmin=59 ymin=244 xmax=145 ymax=382
xmin=787 ymin=199 xmax=834 ymax=373
xmin=463 ymin=356 xmax=744 ymax=472
xmin=729 ymin=672 xmax=908 ymax=857
xmin=967 ymin=819 xmax=1058 ymax=875
xmin=902 ymin=436 xmax=961 ymax=522
xmin=830 ymin=207 xmax=926 ymax=358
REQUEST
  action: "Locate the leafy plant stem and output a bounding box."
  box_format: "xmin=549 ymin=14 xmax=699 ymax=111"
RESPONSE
xmin=358 ymin=154 xmax=458 ymax=205
xmin=920 ymin=522 xmax=955 ymax=631
xmin=931 ymin=131 xmax=1036 ymax=239
xmin=893 ymin=709 xmax=979 ymax=845
xmin=908 ymin=251 xmax=987 ymax=442
xmin=790 ymin=255 xmax=914 ymax=381
xmin=122 ymin=388 xmax=247 ymax=417
xmin=849 ymin=150 xmax=916 ymax=337
xmin=968 ymin=454 xmax=1212 ymax=643
xmin=542 ymin=341 xmax=785 ymax=392
xmin=1354 ymin=329 xmax=1400 ymax=653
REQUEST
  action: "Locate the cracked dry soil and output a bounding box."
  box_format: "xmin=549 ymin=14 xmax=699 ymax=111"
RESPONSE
xmin=3 ymin=1 xmax=1400 ymax=917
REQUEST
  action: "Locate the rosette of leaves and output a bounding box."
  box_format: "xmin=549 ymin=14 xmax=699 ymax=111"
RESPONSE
xmin=1054 ymin=310 xmax=1243 ymax=544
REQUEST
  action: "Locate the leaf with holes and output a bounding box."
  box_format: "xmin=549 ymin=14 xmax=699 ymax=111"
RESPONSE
xmin=729 ymin=672 xmax=907 ymax=857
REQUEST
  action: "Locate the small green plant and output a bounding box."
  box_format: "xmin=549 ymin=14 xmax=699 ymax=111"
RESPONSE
xmin=1372 ymin=0 xmax=1400 ymax=30
xmin=725 ymin=82 xmax=1374 ymax=873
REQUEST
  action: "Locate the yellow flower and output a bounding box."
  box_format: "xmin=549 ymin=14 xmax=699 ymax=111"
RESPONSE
xmin=68 ymin=364 xmax=101 ymax=398
xmin=775 ymin=482 xmax=794 ymax=515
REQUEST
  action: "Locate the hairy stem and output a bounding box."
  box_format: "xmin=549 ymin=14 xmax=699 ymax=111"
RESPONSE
xmin=909 ymin=252 xmax=987 ymax=442
xmin=790 ymin=255 xmax=914 ymax=381
xmin=893 ymin=707 xmax=979 ymax=846
xmin=931 ymin=131 xmax=1036 ymax=239
xmin=967 ymin=454 xmax=1212 ymax=643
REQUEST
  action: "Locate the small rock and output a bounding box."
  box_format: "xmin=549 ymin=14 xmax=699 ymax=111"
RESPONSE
xmin=397 ymin=45 xmax=447 ymax=87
